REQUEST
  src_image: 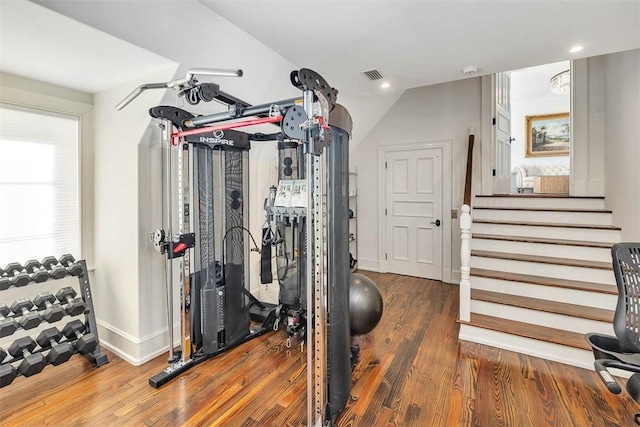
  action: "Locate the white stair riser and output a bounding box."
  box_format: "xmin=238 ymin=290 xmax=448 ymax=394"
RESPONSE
xmin=471 ymin=239 xmax=612 ymax=263
xmin=470 ymin=256 xmax=615 ymax=285
xmin=472 ymin=222 xmax=620 ymax=243
xmin=471 ymin=300 xmax=614 ymax=336
xmin=459 ymin=324 xmax=599 ymax=372
xmin=473 ymin=209 xmax=612 ymax=225
xmin=473 ymin=197 xmax=605 ymax=210
xmin=471 ymin=276 xmax=617 ymax=310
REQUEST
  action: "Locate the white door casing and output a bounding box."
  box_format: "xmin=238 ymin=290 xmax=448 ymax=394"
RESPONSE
xmin=380 ymin=145 xmax=444 ymax=280
xmin=494 ymin=71 xmax=512 ymax=194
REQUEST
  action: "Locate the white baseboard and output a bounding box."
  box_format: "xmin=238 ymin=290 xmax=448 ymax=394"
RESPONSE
xmin=448 ymin=269 xmax=461 ymax=285
xmin=587 ymin=180 xmax=604 ymax=196
xmin=356 ymin=260 xmax=457 ymax=283
xmin=573 ymin=179 xmax=588 ymax=196
xmin=97 ymin=320 xmax=175 ymax=366
xmin=357 ymin=257 xmax=379 ymax=272
xmin=573 ymin=179 xmax=605 ymax=197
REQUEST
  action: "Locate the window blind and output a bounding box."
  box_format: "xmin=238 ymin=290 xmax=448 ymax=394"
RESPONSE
xmin=0 ymin=103 xmax=79 ymax=265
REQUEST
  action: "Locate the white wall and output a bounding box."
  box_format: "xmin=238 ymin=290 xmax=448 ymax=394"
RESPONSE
xmin=346 ymin=90 xmax=404 ymax=150
xmin=572 ymin=56 xmax=607 ymax=196
xmin=603 ymin=49 xmax=640 ymax=241
xmin=510 ymin=62 xmax=570 ymax=168
xmin=351 ymin=77 xmax=482 ymax=281
xmin=91 ymin=67 xmax=177 ymax=362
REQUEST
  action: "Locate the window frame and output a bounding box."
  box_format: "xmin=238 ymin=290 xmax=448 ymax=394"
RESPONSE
xmin=0 ymin=75 xmax=93 ymax=263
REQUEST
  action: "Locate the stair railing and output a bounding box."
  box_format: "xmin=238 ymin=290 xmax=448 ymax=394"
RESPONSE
xmin=459 ymin=128 xmax=475 ymax=322
xmin=463 ymin=130 xmax=474 ymax=207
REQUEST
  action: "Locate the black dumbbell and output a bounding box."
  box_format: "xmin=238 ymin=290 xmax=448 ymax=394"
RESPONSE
xmin=24 ymin=260 xmax=50 ymax=283
xmin=33 ymin=292 xmax=65 ymax=323
xmin=41 ymin=256 xmax=68 ymax=280
xmin=36 ymin=328 xmax=73 ymax=366
xmin=59 ymin=254 xmax=82 ymax=277
xmin=10 ymin=299 xmax=42 ymax=330
xmin=0 ymin=302 xmax=18 ymax=337
xmin=8 ymin=336 xmax=47 ymax=377
xmin=62 ymin=320 xmax=97 ymax=355
xmin=55 ymin=287 xmax=87 ymax=316
xmin=0 ymin=363 xmax=18 ymax=388
xmin=4 ymin=263 xmax=30 ymax=287
xmin=0 ymin=266 xmax=8 ymax=291
xmin=0 ymin=344 xmax=19 ymax=388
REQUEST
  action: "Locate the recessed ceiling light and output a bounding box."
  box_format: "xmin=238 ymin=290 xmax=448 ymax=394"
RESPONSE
xmin=569 ymin=45 xmax=583 ymax=53
xmin=380 ymin=82 xmax=390 ymax=89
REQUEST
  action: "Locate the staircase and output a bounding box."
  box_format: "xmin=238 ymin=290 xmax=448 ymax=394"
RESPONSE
xmin=458 ymin=194 xmax=621 ymax=370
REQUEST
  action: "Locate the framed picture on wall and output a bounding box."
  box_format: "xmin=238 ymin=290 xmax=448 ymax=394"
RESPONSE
xmin=525 ymin=112 xmax=570 ymax=157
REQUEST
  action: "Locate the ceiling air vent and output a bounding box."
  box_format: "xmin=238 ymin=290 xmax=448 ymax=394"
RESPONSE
xmin=362 ymin=69 xmax=384 ymax=81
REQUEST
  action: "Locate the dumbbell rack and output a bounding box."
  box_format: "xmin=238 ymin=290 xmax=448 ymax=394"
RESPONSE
xmin=0 ymin=257 xmax=108 ymax=387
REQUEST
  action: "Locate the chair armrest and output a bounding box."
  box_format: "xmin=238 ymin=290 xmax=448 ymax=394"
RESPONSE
xmin=595 ymin=360 xmax=623 ymax=393
xmin=595 ymin=359 xmax=640 ymax=394
xmin=511 ymin=165 xmax=526 ymax=188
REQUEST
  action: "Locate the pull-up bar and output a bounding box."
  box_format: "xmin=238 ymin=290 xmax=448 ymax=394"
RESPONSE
xmin=115 ymin=68 xmax=243 ymax=111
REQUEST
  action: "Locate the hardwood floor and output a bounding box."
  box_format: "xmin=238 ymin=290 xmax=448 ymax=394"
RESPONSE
xmin=2 ymin=272 xmax=638 ymax=426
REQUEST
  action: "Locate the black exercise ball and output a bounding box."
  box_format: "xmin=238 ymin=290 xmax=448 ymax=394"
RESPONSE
xmin=349 ymin=273 xmax=383 ymax=336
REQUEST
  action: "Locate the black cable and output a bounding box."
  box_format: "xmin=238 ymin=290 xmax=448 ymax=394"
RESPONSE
xmin=221 ymin=225 xmax=260 ymax=252
xmin=220 ymin=225 xmax=261 ymax=284
xmin=275 ymin=224 xmax=289 ymax=282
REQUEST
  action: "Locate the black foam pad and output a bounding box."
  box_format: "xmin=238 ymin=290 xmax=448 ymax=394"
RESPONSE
xmin=260 ymin=228 xmax=273 ymax=284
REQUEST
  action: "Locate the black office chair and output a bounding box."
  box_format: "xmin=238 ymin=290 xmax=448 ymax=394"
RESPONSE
xmin=586 ymin=242 xmax=640 ymax=424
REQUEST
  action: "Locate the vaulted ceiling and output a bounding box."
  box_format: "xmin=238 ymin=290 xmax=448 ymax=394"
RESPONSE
xmin=2 ymin=0 xmax=638 ymax=95
xmin=204 ymin=0 xmax=639 ymax=95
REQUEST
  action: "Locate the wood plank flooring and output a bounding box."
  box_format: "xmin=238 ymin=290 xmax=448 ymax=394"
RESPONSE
xmin=2 ymin=272 xmax=638 ymax=426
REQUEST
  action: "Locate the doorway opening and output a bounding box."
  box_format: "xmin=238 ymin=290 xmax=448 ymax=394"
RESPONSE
xmin=508 ymin=61 xmax=572 ymax=195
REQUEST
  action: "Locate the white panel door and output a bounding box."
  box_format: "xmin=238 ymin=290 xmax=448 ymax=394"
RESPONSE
xmin=494 ymin=72 xmax=512 ymax=194
xmin=385 ymin=148 xmax=442 ymax=280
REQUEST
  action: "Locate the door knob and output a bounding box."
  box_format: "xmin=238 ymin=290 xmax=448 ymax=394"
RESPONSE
xmin=431 ymin=219 xmax=441 ymax=227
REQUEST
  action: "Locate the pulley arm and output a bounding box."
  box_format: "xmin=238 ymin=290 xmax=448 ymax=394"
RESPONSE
xmin=115 ymin=68 xmax=243 ymax=110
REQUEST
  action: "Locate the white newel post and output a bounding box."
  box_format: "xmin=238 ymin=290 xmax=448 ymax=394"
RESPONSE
xmin=459 ymin=204 xmax=471 ymax=321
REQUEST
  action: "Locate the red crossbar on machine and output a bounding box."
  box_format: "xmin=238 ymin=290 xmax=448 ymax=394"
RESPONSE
xmin=171 ymin=116 xmax=283 ymax=145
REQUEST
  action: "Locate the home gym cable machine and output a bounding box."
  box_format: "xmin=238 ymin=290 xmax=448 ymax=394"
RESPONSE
xmin=117 ymin=67 xmax=354 ymax=426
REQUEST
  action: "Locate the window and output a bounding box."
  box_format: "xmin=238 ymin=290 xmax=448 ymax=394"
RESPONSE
xmin=0 ymin=103 xmax=80 ymax=265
